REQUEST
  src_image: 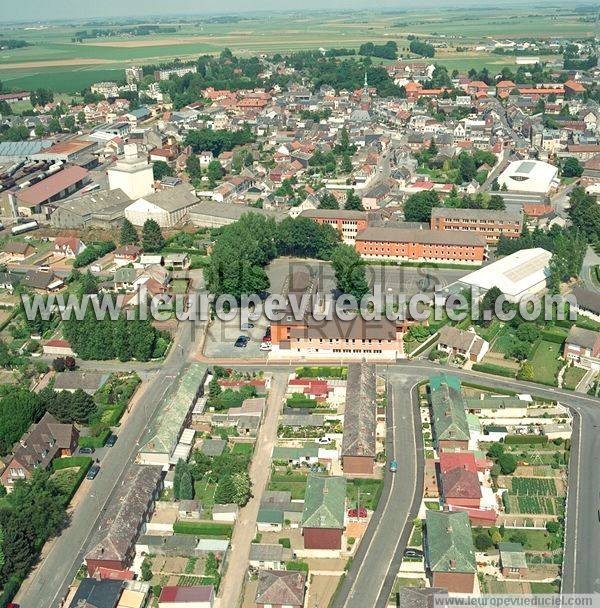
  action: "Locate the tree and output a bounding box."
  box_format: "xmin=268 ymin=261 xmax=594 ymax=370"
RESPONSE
xmin=490 ymin=530 xmax=503 ymax=546
xmin=48 ymin=118 xmax=61 ymax=133
xmin=457 ymin=151 xmax=477 ymax=183
xmin=546 ymin=521 xmax=560 ymax=534
xmin=214 ymin=475 xmax=237 ymax=504
xmin=487 ymin=443 xmax=505 ymax=460
xmin=173 ymin=459 xmax=188 ymax=500
xmin=141 ymin=557 xmax=153 ymax=581
xmin=332 ymin=244 xmax=370 ymax=301
xmin=141 ymin=219 xmax=165 ymax=253
xmin=152 ymin=161 xmax=173 ymax=181
xmin=53 ymin=358 xmax=66 ymax=372
xmin=119 ymin=218 xmax=139 ymax=245
xmin=34 ymin=124 xmax=46 ymax=138
xmin=206 ymin=160 xmax=225 ymax=185
xmin=179 ymin=471 xmax=194 ymax=500
xmin=63 ymin=115 xmax=76 ymax=132
xmin=488 ymin=195 xmax=505 ymax=210
xmin=506 ymin=340 xmax=530 ymax=362
xmin=403 ymin=190 xmax=440 ymax=222
xmin=516 ymin=323 xmax=539 ymax=343
xmin=508 ymin=530 xmax=528 ymax=546
xmin=318 ymin=191 xmax=339 ymax=210
xmin=498 ymin=453 xmax=517 ymax=475
xmin=475 ymin=533 xmax=493 ymax=551
xmin=562 ymin=157 xmax=583 ymax=178
xmin=186 ymin=154 xmax=202 ymax=180
xmin=481 ymin=286 xmax=503 ymax=320
xmin=340 ymin=153 xmax=353 ymax=174
xmin=344 ymin=189 xmax=364 ymax=211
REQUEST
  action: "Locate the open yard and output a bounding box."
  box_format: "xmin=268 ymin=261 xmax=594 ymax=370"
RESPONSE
xmin=528 ymin=341 xmax=563 ymax=386
xmin=563 ymin=366 xmax=587 ymax=391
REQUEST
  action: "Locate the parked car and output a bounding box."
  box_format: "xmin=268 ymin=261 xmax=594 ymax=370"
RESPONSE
xmin=241 ymin=322 xmax=254 ymax=330
xmin=347 ymin=507 xmax=368 ymax=518
xmin=262 ymin=333 xmax=272 ymax=343
xmin=106 ymin=434 xmax=117 ymax=447
xmin=259 ymin=342 xmax=271 ymax=351
xmin=404 ymin=548 xmax=424 ymax=558
xmin=389 ymin=459 xmax=398 ymax=473
xmin=234 ymin=336 xmax=249 ymax=348
xmin=316 ymin=437 xmax=331 ymax=445
xmin=79 ymin=446 xmax=95 ymax=455
xmin=86 ymin=465 xmax=100 ymax=480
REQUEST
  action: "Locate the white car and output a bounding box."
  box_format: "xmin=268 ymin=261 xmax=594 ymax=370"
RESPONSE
xmin=259 ymin=342 xmax=271 ymax=351
xmin=316 ymin=437 xmax=332 ymax=445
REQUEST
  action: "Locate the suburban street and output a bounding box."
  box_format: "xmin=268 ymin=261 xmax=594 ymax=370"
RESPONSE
xmin=332 ymin=374 xmax=424 ymax=608
xmin=14 ymin=305 xmax=204 ymax=608
xmin=331 ymin=360 xmax=600 ymax=606
xmin=216 ymin=372 xmax=288 ymax=608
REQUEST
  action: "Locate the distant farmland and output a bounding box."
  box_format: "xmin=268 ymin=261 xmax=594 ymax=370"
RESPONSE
xmin=0 ymin=8 xmax=595 ymax=93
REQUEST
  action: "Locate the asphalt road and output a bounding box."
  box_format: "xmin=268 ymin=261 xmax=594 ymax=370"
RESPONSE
xmin=330 ymin=361 xmax=600 ymax=606
xmin=14 ymin=310 xmax=203 ymax=608
xmin=581 ymin=246 xmax=600 ymax=294
xmin=332 ymin=373 xmax=424 ymax=608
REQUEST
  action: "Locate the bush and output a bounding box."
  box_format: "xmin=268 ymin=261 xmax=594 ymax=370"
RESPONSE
xmin=498 ymin=453 xmax=517 ymax=475
xmin=278 ymin=538 xmax=291 ymax=549
xmin=475 ymin=533 xmax=493 ymax=551
xmin=504 ymin=435 xmax=548 ymax=445
xmin=472 ymin=363 xmax=515 ymax=378
xmin=295 ymin=366 xmax=347 ymax=379
xmin=78 ymin=429 xmax=111 ymax=448
xmin=546 ymin=521 xmax=560 ymax=533
xmin=173 ymin=521 xmax=233 ymax=537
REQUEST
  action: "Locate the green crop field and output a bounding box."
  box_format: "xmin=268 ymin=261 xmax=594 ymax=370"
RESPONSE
xmin=511 ymin=477 xmax=557 ymax=496
xmin=0 ymin=7 xmax=595 ymax=93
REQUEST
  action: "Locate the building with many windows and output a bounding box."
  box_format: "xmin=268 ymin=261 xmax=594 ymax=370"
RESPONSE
xmin=430 ymin=208 xmax=523 ymax=244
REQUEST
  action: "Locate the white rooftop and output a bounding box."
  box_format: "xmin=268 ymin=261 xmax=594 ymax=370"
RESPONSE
xmin=460 ymin=248 xmax=552 ymax=299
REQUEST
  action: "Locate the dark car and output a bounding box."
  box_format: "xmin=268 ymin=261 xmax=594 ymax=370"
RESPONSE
xmin=234 ymin=336 xmax=249 ymax=348
xmin=86 ymin=464 xmax=100 ymax=480
xmin=79 ymin=446 xmax=95 ymax=455
xmin=404 ymin=548 xmax=424 ymax=558
xmin=106 ymin=434 xmax=117 ymax=447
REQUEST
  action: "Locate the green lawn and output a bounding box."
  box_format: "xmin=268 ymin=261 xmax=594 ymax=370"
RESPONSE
xmin=170 ymin=279 xmax=190 ymax=294
xmin=346 ymin=479 xmax=384 ymax=511
xmin=563 ymin=366 xmax=587 ymax=391
xmin=194 ymin=479 xmax=217 ymax=513
xmin=528 ymin=341 xmax=562 ymax=386
xmin=230 ymin=442 xmax=254 ymax=456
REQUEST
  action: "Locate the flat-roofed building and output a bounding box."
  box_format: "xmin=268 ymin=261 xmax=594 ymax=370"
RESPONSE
xmin=51 ymin=188 xmax=131 ymax=229
xmin=497 ymin=159 xmax=559 ymax=194
xmin=431 ymin=207 xmax=523 ymax=244
xmin=355 ymin=227 xmax=486 ymax=265
xmin=458 ymin=247 xmax=552 ymax=303
xmin=300 ymin=208 xmax=368 ymax=244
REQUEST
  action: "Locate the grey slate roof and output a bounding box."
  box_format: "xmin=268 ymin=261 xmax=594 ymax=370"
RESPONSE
xmin=341 ymin=362 xmax=377 ymax=459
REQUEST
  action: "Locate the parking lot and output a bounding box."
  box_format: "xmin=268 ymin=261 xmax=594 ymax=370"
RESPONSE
xmin=201 ymin=259 xmax=470 ymax=358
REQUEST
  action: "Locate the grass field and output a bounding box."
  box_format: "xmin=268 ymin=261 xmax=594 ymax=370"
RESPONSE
xmin=529 ymin=340 xmax=562 ymax=386
xmin=0 ymin=8 xmax=596 ymax=93
xmin=563 ymin=366 xmax=587 ymax=391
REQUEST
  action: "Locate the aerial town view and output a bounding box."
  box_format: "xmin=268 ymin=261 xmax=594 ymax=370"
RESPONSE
xmin=0 ymin=0 xmax=599 ymax=607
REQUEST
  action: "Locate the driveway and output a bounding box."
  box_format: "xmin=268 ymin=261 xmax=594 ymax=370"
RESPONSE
xmin=216 ymin=372 xmax=288 ymax=608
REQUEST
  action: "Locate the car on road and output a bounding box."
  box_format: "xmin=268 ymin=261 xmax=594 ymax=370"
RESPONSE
xmin=389 ymin=459 xmax=398 ymax=473
xmin=241 ymin=322 xmax=254 ymax=330
xmin=106 ymin=434 xmax=117 ymax=447
xmin=404 ymin=548 xmax=423 ymax=558
xmin=86 ymin=464 xmax=100 ymax=480
xmin=234 ymin=336 xmax=249 ymax=348
xmin=347 ymin=507 xmax=368 ymax=518
xmin=259 ymin=342 xmax=271 ymax=351
xmin=79 ymin=446 xmax=95 ymax=455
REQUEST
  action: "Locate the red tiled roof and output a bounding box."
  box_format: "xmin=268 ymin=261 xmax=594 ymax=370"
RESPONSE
xmin=450 ymin=506 xmax=498 ymax=524
xmin=441 ymin=467 xmax=481 ymax=499
xmin=16 ymin=165 xmax=89 ymax=206
xmin=159 ymin=586 xmax=215 ymax=603
xmin=439 ymin=451 xmax=477 ymax=474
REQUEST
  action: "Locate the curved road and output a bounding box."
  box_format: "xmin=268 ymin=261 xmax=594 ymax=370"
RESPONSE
xmin=332 ymin=361 xmax=600 ymax=607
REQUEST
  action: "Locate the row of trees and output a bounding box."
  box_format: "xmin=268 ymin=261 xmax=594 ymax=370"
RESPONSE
xmin=119 ymin=218 xmax=165 ymax=252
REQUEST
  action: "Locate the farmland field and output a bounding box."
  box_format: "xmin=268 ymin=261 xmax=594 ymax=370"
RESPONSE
xmin=0 ymin=7 xmax=596 ymax=93
xmin=511 ymin=477 xmax=557 ymax=496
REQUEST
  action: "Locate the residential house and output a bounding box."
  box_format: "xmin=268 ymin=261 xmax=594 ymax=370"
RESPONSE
xmin=85 ymin=465 xmax=164 ymax=575
xmin=255 ymin=570 xmax=307 ymax=608
xmin=426 ymin=510 xmax=476 ymax=593
xmin=249 ymin=543 xmax=293 ymax=571
xmin=499 ymin=542 xmax=528 ymax=579
xmin=571 ymin=287 xmax=600 ymax=323
xmin=437 ymin=326 xmax=489 ymax=363
xmin=67 ymin=578 xmax=124 ymax=608
xmin=114 ymin=245 xmax=142 ymax=264
xmin=429 ymin=374 xmax=470 ymax=451
xmin=1 ymin=412 xmax=79 ymax=491
xmin=158 ymin=585 xmax=215 ymax=608
xmin=53 ymin=371 xmax=109 ymax=395
xmin=438 ymin=451 xmax=481 ymax=509
xmin=341 ymin=362 xmax=377 ymax=476
xmin=22 ymin=269 xmax=64 ymax=293
xmin=3 ymin=241 xmax=34 ymax=260
xmin=563 ymin=326 xmax=600 ymax=367
xmin=53 ymin=236 xmax=86 ymax=258
xmin=301 ymin=474 xmax=346 ymax=550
